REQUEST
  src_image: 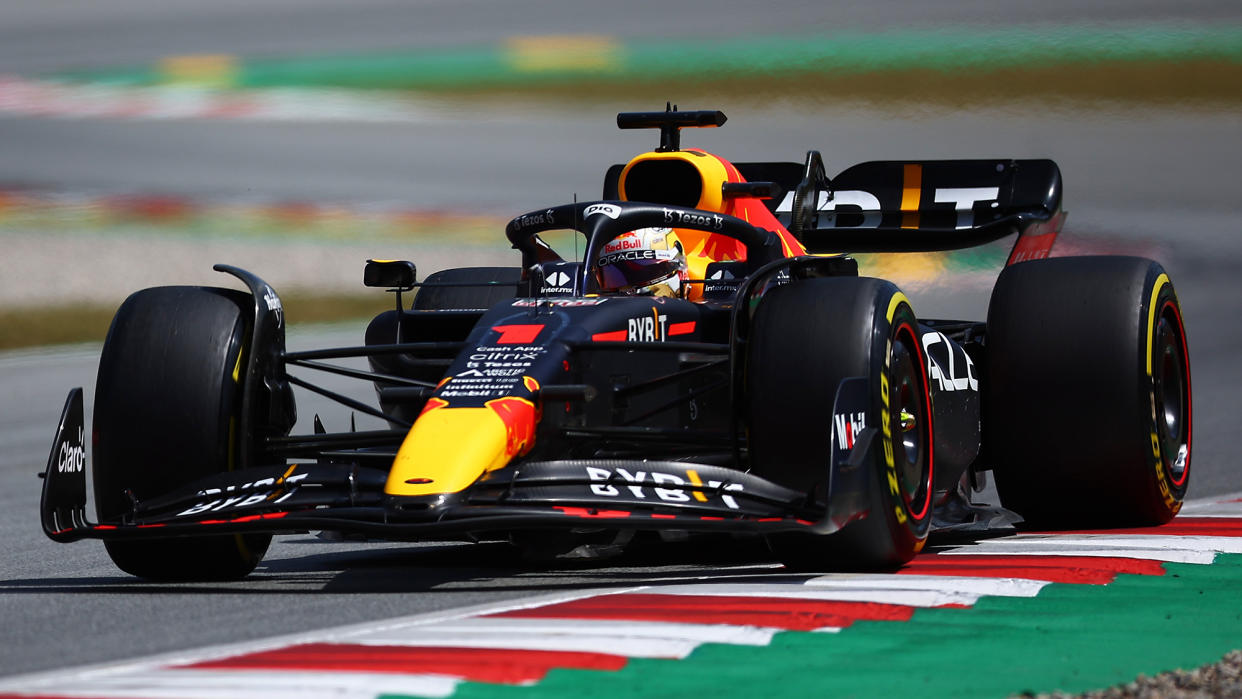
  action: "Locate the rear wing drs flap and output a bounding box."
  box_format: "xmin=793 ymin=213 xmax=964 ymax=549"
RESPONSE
xmin=762 ymin=158 xmax=1064 ymax=264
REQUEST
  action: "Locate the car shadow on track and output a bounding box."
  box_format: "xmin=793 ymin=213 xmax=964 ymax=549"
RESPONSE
xmin=260 ymin=533 xmax=806 ymax=594
xmin=0 ymin=533 xmax=808 ymax=594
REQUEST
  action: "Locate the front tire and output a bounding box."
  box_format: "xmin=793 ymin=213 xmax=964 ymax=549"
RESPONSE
xmin=985 ymin=256 xmax=1192 ymax=527
xmin=93 ymin=286 xmax=271 ymax=580
xmin=748 ymin=277 xmax=934 ymax=570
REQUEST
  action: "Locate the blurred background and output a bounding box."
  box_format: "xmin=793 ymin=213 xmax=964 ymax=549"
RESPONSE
xmin=1 ymin=0 xmax=1239 ymax=488
xmin=1 ymin=3 xmax=1241 ymax=684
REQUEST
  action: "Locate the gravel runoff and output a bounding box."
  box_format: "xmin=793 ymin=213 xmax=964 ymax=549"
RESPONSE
xmin=1023 ymin=651 xmax=1242 ymax=698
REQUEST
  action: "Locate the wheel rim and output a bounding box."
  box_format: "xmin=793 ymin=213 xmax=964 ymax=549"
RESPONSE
xmin=1154 ymin=303 xmax=1191 ymax=487
xmin=889 ymin=326 xmax=932 ymax=520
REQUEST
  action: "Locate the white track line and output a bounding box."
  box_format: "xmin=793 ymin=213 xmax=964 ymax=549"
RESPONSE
xmin=636 ymin=581 xmax=1002 ymax=607
xmin=1010 ymin=533 xmax=1242 ymax=554
xmin=801 ymin=573 xmax=1051 ymax=599
xmin=7 ymin=669 xmax=459 ymax=699
xmin=351 ymin=617 xmax=779 ymax=658
xmin=934 ymin=534 xmax=1236 ymax=564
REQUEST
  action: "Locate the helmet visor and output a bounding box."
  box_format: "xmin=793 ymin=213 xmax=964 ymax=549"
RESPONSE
xmin=596 ymin=247 xmax=682 ymax=293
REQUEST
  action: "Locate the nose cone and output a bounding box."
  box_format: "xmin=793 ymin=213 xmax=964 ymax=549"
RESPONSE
xmin=384 ymin=397 xmax=537 ymax=497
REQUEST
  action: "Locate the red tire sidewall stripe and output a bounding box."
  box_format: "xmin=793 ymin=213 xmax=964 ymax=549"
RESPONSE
xmin=893 ymin=317 xmax=934 ymax=522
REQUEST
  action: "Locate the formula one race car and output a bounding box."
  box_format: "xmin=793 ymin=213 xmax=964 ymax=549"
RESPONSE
xmin=40 ymin=107 xmax=1192 ymax=580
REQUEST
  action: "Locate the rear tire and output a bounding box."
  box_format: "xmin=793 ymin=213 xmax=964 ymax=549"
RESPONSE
xmin=748 ymin=277 xmax=934 ymax=570
xmin=93 ymin=286 xmax=271 ymax=580
xmin=986 ymin=256 xmax=1191 ymax=527
xmin=413 ymin=267 xmax=521 ymax=310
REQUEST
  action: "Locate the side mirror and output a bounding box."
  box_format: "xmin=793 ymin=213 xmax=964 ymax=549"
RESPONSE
xmin=364 ymin=259 xmax=417 ymax=289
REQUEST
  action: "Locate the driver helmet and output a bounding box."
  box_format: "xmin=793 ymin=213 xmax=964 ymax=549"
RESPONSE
xmin=595 ymin=227 xmax=687 ymax=298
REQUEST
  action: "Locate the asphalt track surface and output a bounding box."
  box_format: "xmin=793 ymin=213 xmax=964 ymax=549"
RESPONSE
xmin=1 ymin=0 xmax=1241 ymax=693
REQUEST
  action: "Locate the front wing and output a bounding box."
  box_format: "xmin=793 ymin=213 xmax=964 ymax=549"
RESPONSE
xmin=41 ymin=390 xmax=868 ymax=544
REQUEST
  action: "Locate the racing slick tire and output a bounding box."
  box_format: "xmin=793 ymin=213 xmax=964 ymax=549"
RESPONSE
xmin=985 ymin=256 xmax=1191 ymax=528
xmin=748 ymin=277 xmax=934 ymax=570
xmin=93 ymin=286 xmax=272 ymax=580
xmin=413 ymin=267 xmax=521 ymax=311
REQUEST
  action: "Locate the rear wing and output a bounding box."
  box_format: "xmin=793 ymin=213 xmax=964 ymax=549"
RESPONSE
xmin=602 ymin=109 xmax=1063 ymax=264
xmin=606 ymin=157 xmax=1065 ymax=265
xmin=764 ymin=158 xmax=1064 ymax=263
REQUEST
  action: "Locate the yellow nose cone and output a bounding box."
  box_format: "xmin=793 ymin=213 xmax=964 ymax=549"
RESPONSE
xmin=384 ymin=398 xmax=536 ymax=497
